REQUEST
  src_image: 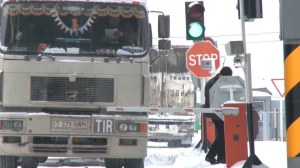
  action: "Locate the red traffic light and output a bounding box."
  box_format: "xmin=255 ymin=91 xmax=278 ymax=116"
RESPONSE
xmin=187 ymin=2 xmax=205 ymax=19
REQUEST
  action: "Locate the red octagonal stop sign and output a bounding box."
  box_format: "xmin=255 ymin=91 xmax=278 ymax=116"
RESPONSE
xmin=186 ymin=41 xmax=220 ymax=78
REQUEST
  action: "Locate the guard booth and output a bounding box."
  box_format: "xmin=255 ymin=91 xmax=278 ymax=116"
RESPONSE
xmin=201 ymin=76 xmax=249 ymax=168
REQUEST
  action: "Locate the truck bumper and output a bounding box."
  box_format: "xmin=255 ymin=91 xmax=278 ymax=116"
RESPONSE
xmin=148 ymin=132 xmax=193 ymax=144
xmin=0 ymin=112 xmax=148 ymax=159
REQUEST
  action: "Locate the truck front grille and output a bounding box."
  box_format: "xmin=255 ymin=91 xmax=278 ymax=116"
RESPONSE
xmin=72 ymin=147 xmax=107 ymax=154
xmin=30 ymin=76 xmax=114 ymax=103
xmin=31 ymin=146 xmax=68 ymax=153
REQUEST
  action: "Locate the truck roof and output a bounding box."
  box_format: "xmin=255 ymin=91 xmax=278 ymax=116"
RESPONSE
xmin=1 ymin=0 xmax=148 ymax=8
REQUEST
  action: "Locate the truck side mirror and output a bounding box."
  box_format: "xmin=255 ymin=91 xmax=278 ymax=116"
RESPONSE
xmin=158 ymin=15 xmax=170 ymax=38
xmin=149 ymin=65 xmax=153 ymax=73
xmin=149 ymin=23 xmax=152 ymax=47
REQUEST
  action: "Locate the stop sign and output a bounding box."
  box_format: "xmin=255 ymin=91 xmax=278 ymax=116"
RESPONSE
xmin=186 ymin=41 xmax=220 ymax=78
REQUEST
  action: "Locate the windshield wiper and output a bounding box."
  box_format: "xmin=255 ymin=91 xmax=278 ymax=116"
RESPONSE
xmin=37 ymin=53 xmax=55 ymax=61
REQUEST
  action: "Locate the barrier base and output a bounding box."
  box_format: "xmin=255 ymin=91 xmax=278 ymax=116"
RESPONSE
xmin=194 ymin=139 xmax=210 ymax=153
xmin=242 ymin=154 xmax=263 ymax=168
xmin=224 ymin=103 xmax=248 ymax=168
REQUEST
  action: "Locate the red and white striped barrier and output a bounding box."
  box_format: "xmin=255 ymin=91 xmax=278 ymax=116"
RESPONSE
xmin=106 ymin=107 xmax=239 ymax=115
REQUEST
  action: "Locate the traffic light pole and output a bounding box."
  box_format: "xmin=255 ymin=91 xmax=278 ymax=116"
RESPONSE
xmin=239 ymin=0 xmax=263 ymax=167
xmin=192 ymin=39 xmax=209 ymax=152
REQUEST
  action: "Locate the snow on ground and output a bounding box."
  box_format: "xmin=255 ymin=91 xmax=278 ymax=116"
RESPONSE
xmin=32 ymin=133 xmax=287 ymax=168
xmin=35 ymin=139 xmax=287 ymax=168
xmin=145 ymin=141 xmax=284 ymax=168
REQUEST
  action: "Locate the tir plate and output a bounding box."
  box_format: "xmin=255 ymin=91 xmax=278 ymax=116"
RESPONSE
xmin=93 ymin=119 xmax=115 ymax=134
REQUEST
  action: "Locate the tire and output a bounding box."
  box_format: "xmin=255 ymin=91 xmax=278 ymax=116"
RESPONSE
xmin=0 ymin=155 xmax=18 ymax=168
xmin=168 ymin=140 xmax=181 ymax=148
xmin=38 ymin=157 xmax=48 ymax=163
xmin=180 ymin=144 xmax=191 ymax=147
xmin=124 ymin=159 xmax=144 ymax=168
xmin=105 ymin=158 xmax=123 ymax=168
xmin=21 ymin=157 xmax=39 ymax=168
xmin=167 ymin=140 xmax=174 ymax=148
xmin=174 ymin=140 xmax=181 ymax=147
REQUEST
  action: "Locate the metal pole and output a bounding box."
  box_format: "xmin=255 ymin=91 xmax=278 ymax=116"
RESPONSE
xmin=160 ymin=50 xmax=164 ymax=108
xmin=244 ymin=53 xmax=256 ymax=161
xmin=201 ymin=78 xmax=206 ymax=104
xmin=280 ymin=98 xmax=283 ymax=141
xmin=239 ymin=0 xmax=262 ymax=167
xmin=274 ymin=108 xmax=278 ymax=141
xmin=200 ymin=78 xmax=208 ymax=152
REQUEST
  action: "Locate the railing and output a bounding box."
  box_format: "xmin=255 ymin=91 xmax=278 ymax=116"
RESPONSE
xmin=256 ymin=111 xmax=286 ymax=142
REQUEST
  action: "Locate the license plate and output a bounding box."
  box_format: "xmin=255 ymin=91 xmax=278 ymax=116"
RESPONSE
xmin=54 ymin=121 xmax=88 ymax=128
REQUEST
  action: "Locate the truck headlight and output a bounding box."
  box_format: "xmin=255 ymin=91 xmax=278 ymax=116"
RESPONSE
xmin=116 ymin=122 xmax=147 ymax=133
xmin=119 ymin=123 xmax=128 ymax=132
xmin=0 ymin=120 xmax=25 ymax=131
xmin=129 ymin=123 xmax=138 ymax=132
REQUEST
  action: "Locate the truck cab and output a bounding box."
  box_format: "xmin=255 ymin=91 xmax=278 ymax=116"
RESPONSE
xmin=0 ymin=0 xmax=166 ymax=167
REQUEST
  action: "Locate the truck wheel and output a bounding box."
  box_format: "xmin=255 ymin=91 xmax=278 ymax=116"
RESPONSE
xmin=38 ymin=157 xmax=48 ymax=163
xmin=124 ymin=159 xmax=144 ymax=168
xmin=180 ymin=144 xmax=191 ymax=147
xmin=174 ymin=140 xmax=181 ymax=147
xmin=167 ymin=140 xmax=174 ymax=148
xmin=0 ymin=155 xmax=18 ymax=168
xmin=168 ymin=140 xmax=181 ymax=148
xmin=21 ymin=157 xmax=39 ymax=168
xmin=104 ymin=158 xmax=123 ymax=168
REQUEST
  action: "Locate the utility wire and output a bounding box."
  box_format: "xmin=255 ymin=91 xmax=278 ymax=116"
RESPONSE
xmin=235 ymin=72 xmax=283 ymax=81
xmin=152 ymin=40 xmax=281 ymax=47
xmin=152 ymin=32 xmax=280 ymax=39
xmin=152 ymin=32 xmax=283 ymax=80
xmin=218 ymin=40 xmax=281 ymax=45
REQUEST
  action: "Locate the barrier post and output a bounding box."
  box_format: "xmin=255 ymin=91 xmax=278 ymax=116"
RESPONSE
xmin=223 ymin=102 xmax=248 ymax=168
xmin=200 ymin=107 xmax=216 ymax=152
xmin=206 ymin=115 xmax=215 ymax=148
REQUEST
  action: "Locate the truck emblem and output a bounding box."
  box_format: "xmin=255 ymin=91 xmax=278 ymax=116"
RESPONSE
xmin=66 ymin=91 xmax=78 ymax=100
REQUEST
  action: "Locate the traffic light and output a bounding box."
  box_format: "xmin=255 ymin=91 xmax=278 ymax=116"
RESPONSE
xmin=185 ymin=1 xmax=205 ymax=41
xmin=236 ymin=0 xmax=263 ymax=20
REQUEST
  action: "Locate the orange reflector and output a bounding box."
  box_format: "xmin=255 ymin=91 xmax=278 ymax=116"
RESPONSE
xmin=0 ymin=120 xmax=2 ymax=130
xmin=139 ymin=123 xmax=147 ymax=133
xmin=132 ymin=1 xmax=140 ymax=5
xmin=150 ymin=109 xmax=158 ymax=112
xmin=73 ymin=138 xmax=80 ymax=143
xmin=179 ymin=112 xmax=188 ymax=115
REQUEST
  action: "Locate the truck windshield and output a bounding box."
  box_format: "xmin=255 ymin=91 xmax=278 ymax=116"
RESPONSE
xmin=0 ymin=2 xmax=148 ymax=56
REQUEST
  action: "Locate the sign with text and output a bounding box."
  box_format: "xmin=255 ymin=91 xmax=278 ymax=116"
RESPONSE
xmin=186 ymin=41 xmax=220 ymax=78
xmin=93 ymin=119 xmax=115 ymax=133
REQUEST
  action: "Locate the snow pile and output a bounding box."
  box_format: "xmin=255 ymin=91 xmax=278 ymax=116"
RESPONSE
xmin=37 ymin=140 xmax=287 ymax=168
xmin=146 ymin=141 xmax=287 ymax=168
xmin=145 ymin=147 xmax=225 ymax=168
xmin=252 ymin=141 xmax=287 ymax=168
xmin=145 ymin=147 xmax=180 ymax=166
xmin=172 ymin=150 xmax=207 ymax=168
xmin=231 ymin=161 xmax=270 ymax=168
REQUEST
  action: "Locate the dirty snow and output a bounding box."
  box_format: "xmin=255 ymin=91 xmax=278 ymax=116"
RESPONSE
xmin=32 ymin=132 xmax=286 ymax=168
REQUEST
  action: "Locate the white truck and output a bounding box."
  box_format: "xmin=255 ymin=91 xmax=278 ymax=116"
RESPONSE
xmin=0 ymin=0 xmax=162 ymax=167
xmin=147 ymin=47 xmax=196 ymax=148
xmin=0 ymin=0 xmax=220 ymax=167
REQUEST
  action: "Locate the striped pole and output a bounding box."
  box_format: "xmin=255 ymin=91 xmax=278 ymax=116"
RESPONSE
xmin=284 ymin=43 xmax=300 ymax=167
